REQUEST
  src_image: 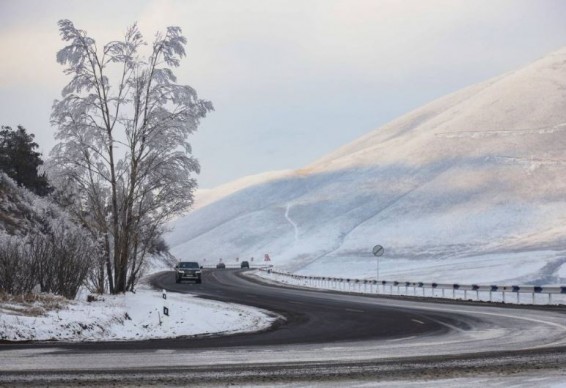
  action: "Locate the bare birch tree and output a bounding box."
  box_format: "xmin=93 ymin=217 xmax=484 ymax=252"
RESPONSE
xmin=50 ymin=19 xmax=213 ymax=293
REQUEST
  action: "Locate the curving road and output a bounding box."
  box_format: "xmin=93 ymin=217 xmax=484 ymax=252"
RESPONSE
xmin=2 ymin=268 xmax=566 ymax=386
xmin=149 ymin=268 xmax=451 ymax=347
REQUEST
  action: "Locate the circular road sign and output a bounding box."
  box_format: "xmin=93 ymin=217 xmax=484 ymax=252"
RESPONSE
xmin=372 ymin=245 xmax=384 ymax=257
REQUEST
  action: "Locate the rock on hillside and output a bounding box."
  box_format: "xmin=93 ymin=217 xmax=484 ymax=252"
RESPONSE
xmin=166 ymin=47 xmax=566 ymax=284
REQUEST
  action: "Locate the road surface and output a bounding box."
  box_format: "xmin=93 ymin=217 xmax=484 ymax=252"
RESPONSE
xmin=2 ymin=268 xmax=566 ymax=386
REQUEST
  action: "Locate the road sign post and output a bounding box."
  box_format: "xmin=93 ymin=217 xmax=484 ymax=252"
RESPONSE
xmin=372 ymin=245 xmax=384 ymax=282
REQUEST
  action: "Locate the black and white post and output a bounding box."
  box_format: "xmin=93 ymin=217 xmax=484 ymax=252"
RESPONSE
xmin=162 ymin=289 xmax=169 ymax=326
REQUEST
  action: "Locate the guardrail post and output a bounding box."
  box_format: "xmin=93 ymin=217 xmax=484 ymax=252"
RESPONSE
xmin=471 ymin=285 xmax=479 ymax=301
xmin=490 ymin=286 xmax=497 ymax=302
xmin=453 ymin=284 xmax=460 ymax=300
xmin=513 ymin=286 xmax=520 ymax=304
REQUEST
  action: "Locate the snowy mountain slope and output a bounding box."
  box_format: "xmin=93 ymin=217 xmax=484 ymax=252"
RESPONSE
xmin=192 ymin=170 xmax=294 ymax=211
xmin=166 ymin=47 xmax=566 ymax=284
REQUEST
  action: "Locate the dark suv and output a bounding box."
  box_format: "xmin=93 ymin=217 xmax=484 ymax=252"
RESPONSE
xmin=175 ymin=261 xmax=202 ymax=284
xmin=240 ymin=261 xmax=250 ymax=269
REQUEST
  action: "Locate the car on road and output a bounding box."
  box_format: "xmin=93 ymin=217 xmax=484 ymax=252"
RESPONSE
xmin=175 ymin=261 xmax=202 ymax=283
xmin=240 ymin=261 xmax=250 ymax=269
xmin=216 ymin=262 xmax=226 ymax=269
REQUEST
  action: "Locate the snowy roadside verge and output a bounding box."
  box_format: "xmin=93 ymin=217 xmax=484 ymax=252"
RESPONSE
xmin=0 ymin=284 xmax=278 ymax=342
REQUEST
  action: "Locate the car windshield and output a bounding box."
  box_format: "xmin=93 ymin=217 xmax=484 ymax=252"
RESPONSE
xmin=179 ymin=262 xmax=199 ymax=269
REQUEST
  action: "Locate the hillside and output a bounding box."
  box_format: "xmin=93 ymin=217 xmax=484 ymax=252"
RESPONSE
xmin=0 ymin=172 xmax=54 ymax=236
xmin=166 ymin=47 xmax=566 ymax=285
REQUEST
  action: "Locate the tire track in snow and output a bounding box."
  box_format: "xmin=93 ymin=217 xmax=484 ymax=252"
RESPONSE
xmin=285 ymin=203 xmax=300 ymax=242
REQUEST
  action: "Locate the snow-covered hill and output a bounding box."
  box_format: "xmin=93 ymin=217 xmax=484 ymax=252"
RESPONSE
xmin=166 ymin=47 xmax=566 ymax=285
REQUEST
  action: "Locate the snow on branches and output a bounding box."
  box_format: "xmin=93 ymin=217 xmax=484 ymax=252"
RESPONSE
xmin=50 ymin=19 xmax=213 ymax=293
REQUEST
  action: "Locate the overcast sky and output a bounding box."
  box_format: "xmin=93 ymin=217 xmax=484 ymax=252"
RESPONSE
xmin=1 ymin=0 xmax=566 ymax=188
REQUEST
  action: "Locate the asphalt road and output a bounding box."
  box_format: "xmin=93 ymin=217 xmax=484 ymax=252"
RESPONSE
xmin=148 ymin=268 xmax=452 ymax=347
xmin=3 ymin=268 xmax=566 ymax=386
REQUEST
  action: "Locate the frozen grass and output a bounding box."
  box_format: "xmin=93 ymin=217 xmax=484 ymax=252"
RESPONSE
xmin=0 ymin=293 xmax=68 ymax=317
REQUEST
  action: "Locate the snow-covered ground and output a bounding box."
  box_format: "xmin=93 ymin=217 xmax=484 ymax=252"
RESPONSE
xmin=165 ymin=46 xmax=566 ymax=287
xmin=296 ymin=250 xmax=566 ymax=285
xmin=0 ymin=282 xmax=277 ymax=342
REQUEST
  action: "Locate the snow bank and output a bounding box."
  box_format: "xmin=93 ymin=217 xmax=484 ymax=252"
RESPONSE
xmin=0 ymin=284 xmax=276 ymax=342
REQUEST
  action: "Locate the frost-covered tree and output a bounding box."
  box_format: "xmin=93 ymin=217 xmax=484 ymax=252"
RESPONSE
xmin=50 ymin=19 xmax=213 ymax=293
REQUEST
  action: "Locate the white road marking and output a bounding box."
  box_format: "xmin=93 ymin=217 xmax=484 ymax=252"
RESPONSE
xmin=387 ymin=336 xmax=416 ymax=342
xmin=412 ymin=319 xmax=425 ymax=325
xmin=154 ymin=350 xmax=175 ymax=354
xmin=345 ymin=308 xmax=364 ymax=313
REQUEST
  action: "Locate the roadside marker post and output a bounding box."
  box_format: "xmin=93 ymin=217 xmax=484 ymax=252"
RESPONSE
xmin=162 ymin=289 xmax=169 ymax=327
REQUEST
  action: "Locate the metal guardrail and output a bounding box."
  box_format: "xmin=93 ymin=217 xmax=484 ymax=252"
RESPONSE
xmin=260 ymin=269 xmax=566 ymax=305
xmin=203 ymin=264 xmax=272 ymax=269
